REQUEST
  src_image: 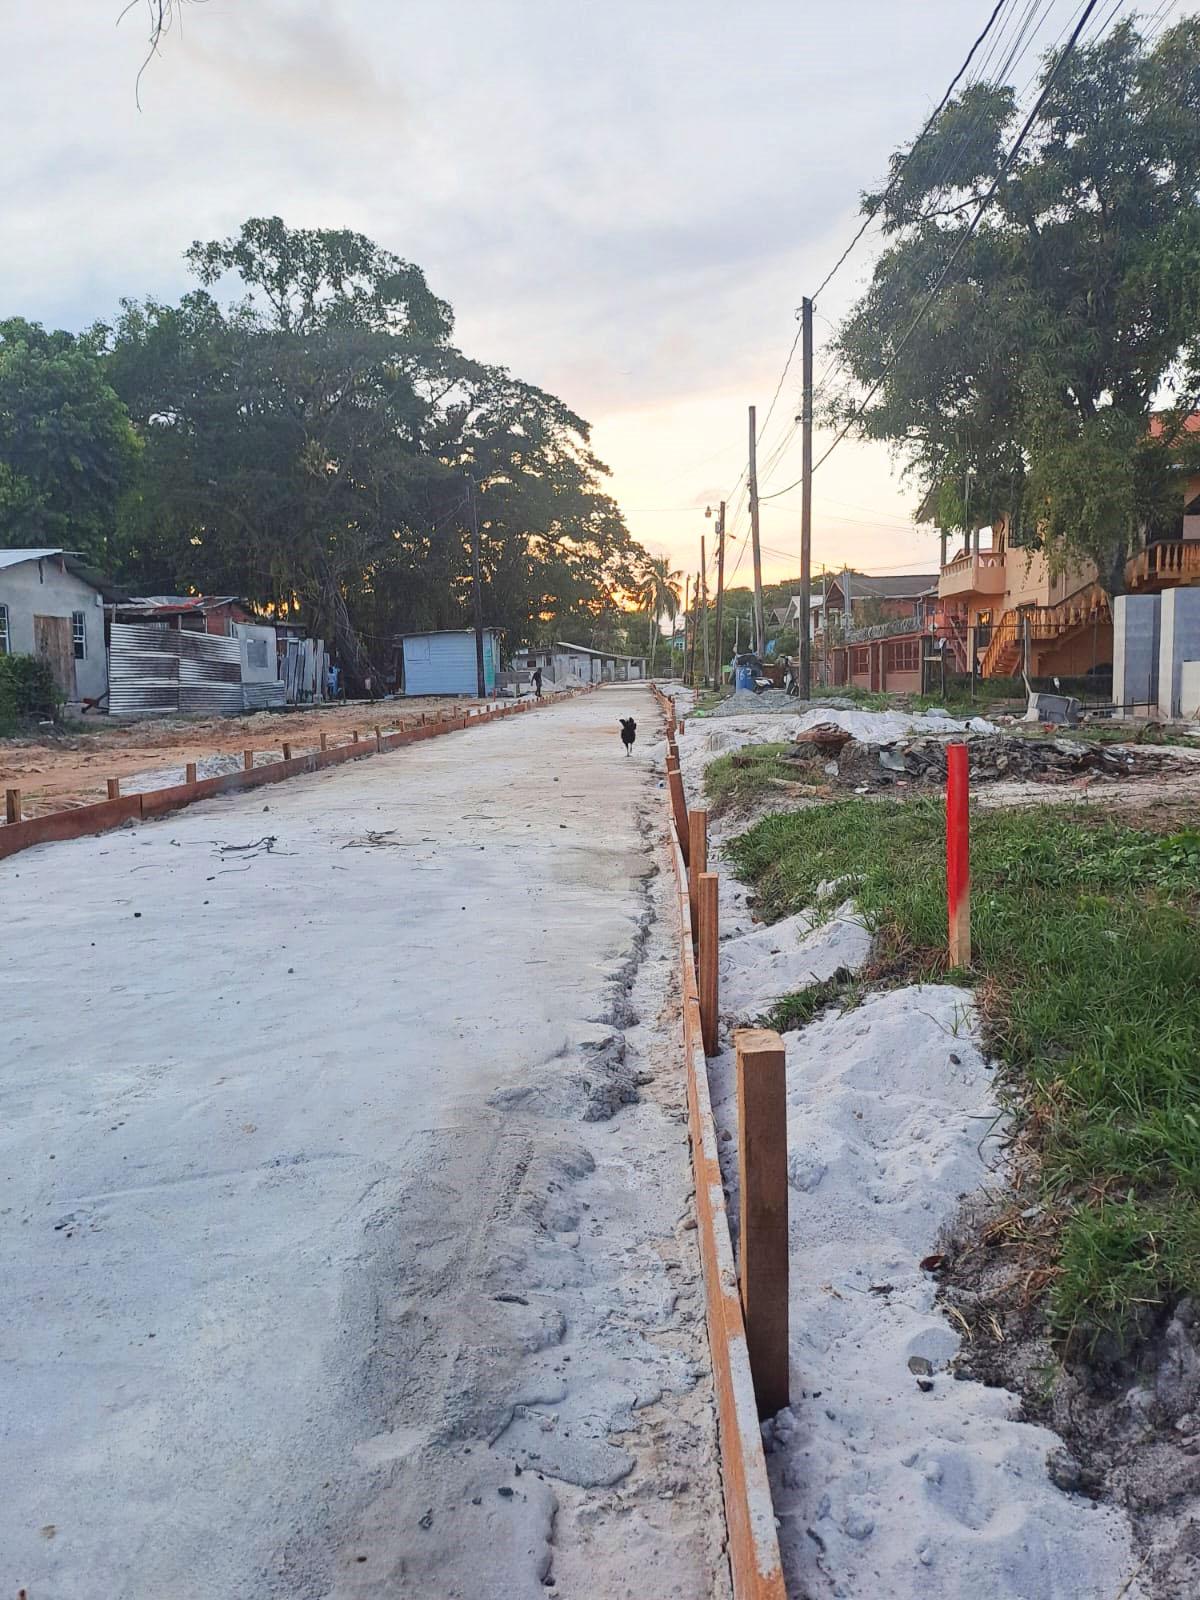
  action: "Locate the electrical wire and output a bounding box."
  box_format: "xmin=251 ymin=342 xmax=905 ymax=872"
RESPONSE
xmin=759 ymin=0 xmax=1104 ymax=500
xmin=810 ymin=0 xmax=1011 ymax=303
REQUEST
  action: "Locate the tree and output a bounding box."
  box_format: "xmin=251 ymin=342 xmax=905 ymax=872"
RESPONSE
xmin=0 ymin=319 xmax=140 ymax=561
xmin=636 ymin=555 xmax=682 ymax=672
xmin=101 ymin=218 xmax=647 ymax=685
xmin=832 ymin=17 xmax=1200 ymax=594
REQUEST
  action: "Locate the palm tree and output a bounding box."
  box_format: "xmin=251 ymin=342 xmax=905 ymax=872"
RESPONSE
xmin=638 ymin=555 xmax=682 ymax=674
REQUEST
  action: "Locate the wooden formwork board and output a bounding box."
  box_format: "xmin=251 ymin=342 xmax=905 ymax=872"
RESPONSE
xmin=652 ymin=685 xmax=786 ymax=1600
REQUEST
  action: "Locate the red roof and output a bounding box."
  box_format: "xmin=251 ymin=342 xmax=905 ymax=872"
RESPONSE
xmin=1148 ymin=412 xmax=1200 ymax=439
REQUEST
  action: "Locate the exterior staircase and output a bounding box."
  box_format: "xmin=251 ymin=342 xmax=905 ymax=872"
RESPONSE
xmin=980 ymin=582 xmax=1112 ymax=679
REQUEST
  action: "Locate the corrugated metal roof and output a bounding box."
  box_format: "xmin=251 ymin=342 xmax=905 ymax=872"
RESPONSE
xmin=0 ymin=547 xmax=66 ymax=570
xmin=119 ymin=595 xmax=246 ymax=615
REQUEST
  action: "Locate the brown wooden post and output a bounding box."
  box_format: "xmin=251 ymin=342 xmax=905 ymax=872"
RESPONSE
xmin=243 ymin=750 xmax=254 ymax=771
xmin=319 ymin=731 xmax=328 ymax=751
xmin=374 ymin=725 xmax=383 ymax=750
xmin=185 ymin=763 xmax=198 ymax=785
xmin=688 ymin=808 xmax=708 ymax=947
xmin=352 ymin=730 xmax=360 ymax=744
xmin=282 ymin=743 xmax=293 ymax=761
xmin=736 ymin=1027 xmax=789 ymax=1417
xmin=667 ymin=758 xmax=690 ymax=867
xmin=106 ymin=778 xmax=121 ymax=800
xmin=5 ymin=787 xmax=21 ymax=824
xmin=699 ymin=871 xmax=719 ymax=1056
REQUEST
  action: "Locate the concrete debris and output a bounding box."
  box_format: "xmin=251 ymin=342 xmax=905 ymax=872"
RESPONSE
xmin=823 ymin=732 xmax=1192 ymax=790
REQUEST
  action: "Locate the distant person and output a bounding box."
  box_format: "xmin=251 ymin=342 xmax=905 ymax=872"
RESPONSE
xmin=532 ymin=666 xmax=543 ymax=700
xmin=327 ymin=663 xmax=340 ymax=700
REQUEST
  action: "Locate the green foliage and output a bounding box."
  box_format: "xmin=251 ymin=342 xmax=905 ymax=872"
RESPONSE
xmin=834 ymin=18 xmax=1200 ymax=590
xmin=0 ymin=652 xmax=61 ymax=733
xmin=89 ymin=217 xmax=650 ymax=685
xmin=0 ymin=319 xmax=140 ymax=561
xmin=702 ymin=742 xmax=800 ymax=814
xmin=728 ymin=799 xmax=1200 ymax=1348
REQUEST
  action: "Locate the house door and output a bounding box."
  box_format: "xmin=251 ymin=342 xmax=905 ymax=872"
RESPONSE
xmin=34 ymin=615 xmax=76 ymax=700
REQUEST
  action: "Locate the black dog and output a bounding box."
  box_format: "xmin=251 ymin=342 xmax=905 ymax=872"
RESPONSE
xmin=619 ymin=717 xmax=637 ymax=756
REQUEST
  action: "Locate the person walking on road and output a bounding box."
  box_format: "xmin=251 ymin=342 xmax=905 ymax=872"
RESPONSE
xmin=532 ymin=666 xmax=543 ymax=700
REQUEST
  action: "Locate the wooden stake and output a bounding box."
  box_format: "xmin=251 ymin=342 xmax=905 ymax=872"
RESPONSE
xmin=243 ymin=750 xmax=254 ymax=771
xmin=185 ymin=763 xmax=197 ymax=785
xmin=352 ymin=730 xmax=360 ymax=744
xmin=736 ymin=1027 xmax=789 ymax=1417
xmin=667 ymin=759 xmax=690 ymax=867
xmin=319 ymin=732 xmax=328 ymax=751
xmin=5 ymin=787 xmax=21 ymax=824
xmin=688 ymin=808 xmax=708 ymax=947
xmin=699 ymin=871 xmax=719 ymax=1056
xmin=375 ymin=725 xmax=383 ymax=750
xmin=106 ymin=778 xmax=121 ymax=800
xmin=282 ymin=743 xmax=292 ymax=761
xmin=947 ymin=741 xmax=971 ymax=967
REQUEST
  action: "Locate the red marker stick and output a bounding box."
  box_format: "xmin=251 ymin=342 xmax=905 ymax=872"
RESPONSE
xmin=946 ymin=742 xmax=971 ymax=968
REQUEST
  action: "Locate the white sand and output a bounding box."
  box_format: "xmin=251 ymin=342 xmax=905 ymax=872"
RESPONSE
xmin=707 ymin=894 xmax=1145 ymax=1599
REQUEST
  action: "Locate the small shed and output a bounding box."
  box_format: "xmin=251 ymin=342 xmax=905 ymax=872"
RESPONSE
xmin=0 ymin=548 xmax=118 ymax=707
xmin=399 ymin=629 xmax=500 ymax=696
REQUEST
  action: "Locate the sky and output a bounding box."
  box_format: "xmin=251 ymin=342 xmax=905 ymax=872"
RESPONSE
xmin=0 ymin=0 xmax=1138 ymax=589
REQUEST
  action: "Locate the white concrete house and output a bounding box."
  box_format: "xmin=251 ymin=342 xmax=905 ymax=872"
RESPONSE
xmin=0 ymin=548 xmax=112 ymax=707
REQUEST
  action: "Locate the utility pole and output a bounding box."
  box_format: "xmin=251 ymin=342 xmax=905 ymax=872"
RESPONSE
xmin=688 ymin=569 xmax=701 ymax=685
xmin=799 ymin=297 xmax=814 ymax=700
xmin=748 ymin=406 xmax=765 ymax=655
xmin=467 ymin=477 xmax=487 ymax=698
xmin=682 ymin=573 xmax=690 ymax=684
xmin=700 ymin=535 xmax=711 ymax=688
xmin=713 ymin=500 xmax=726 ymax=692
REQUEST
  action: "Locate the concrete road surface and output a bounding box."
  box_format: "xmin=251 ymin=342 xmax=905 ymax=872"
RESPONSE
xmin=1 ymin=686 xmax=729 ymax=1599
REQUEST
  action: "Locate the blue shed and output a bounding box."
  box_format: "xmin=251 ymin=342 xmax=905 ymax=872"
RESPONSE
xmin=400 ymin=629 xmax=500 ymax=696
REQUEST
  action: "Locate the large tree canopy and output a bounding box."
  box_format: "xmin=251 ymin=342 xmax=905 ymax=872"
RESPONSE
xmin=85 ymin=218 xmax=648 ymax=683
xmin=0 ymin=319 xmax=140 ymax=560
xmin=833 ymin=17 xmax=1200 ymax=593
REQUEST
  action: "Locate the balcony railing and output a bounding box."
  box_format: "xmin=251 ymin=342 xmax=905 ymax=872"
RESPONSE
xmin=938 ymin=550 xmax=1007 ymax=598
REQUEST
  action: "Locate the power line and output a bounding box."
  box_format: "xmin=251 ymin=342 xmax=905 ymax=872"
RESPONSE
xmin=810 ymin=0 xmax=1010 ymax=304
xmin=760 ymin=0 xmax=1104 ymax=500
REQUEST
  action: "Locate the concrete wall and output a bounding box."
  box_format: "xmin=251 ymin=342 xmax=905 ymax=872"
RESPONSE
xmin=1112 ymin=595 xmax=1160 ymax=712
xmin=1158 ymin=588 xmax=1200 ymax=718
xmin=1180 ymin=660 xmax=1200 ymax=721
xmin=0 ymin=555 xmax=108 ymax=703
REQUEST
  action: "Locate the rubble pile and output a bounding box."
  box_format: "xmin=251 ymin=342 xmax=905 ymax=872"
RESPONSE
xmin=818 ymin=733 xmax=1191 ymax=791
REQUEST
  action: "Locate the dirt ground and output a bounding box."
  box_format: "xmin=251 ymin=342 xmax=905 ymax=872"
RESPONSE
xmin=0 ymin=697 xmax=488 ymax=813
xmin=1 ymin=685 xmax=730 ymax=1599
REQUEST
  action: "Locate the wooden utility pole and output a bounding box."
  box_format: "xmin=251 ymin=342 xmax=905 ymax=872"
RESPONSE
xmin=799 ymin=297 xmax=814 ymax=700
xmin=682 ymin=573 xmax=690 ymax=685
xmin=748 ymin=406 xmax=765 ymax=655
xmin=467 ymin=478 xmax=487 ymax=699
xmin=687 ymin=570 xmax=701 ymax=686
xmin=712 ymin=500 xmax=726 ymax=692
xmin=700 ymin=535 xmax=711 ymax=688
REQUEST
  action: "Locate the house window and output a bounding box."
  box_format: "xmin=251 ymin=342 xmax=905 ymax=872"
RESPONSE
xmin=0 ymin=603 xmax=9 ymax=655
xmin=72 ymin=611 xmax=87 ymax=660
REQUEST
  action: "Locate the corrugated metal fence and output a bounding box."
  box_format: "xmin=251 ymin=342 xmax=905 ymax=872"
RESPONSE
xmin=109 ymin=623 xmax=243 ymax=717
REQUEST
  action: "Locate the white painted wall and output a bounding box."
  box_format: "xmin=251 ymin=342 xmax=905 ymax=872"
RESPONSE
xmin=0 ymin=555 xmax=108 ymax=703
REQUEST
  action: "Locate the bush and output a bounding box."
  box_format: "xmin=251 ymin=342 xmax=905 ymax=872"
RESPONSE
xmin=0 ymin=653 xmax=62 ymax=732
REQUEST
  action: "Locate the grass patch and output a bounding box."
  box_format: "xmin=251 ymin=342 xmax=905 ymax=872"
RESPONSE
xmin=764 ymin=970 xmax=865 ymax=1032
xmin=728 ymin=797 xmax=1200 ymax=1351
xmin=703 ymin=743 xmax=818 ymax=815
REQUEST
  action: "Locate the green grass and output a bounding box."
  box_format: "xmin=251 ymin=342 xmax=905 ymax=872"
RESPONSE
xmin=703 ymin=743 xmax=816 ymax=815
xmin=728 ymin=798 xmax=1200 ymax=1352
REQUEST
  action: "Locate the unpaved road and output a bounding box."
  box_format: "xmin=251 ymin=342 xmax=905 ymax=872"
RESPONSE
xmin=0 ymin=695 xmax=491 ymax=814
xmin=1 ymin=686 xmax=729 ymax=1599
